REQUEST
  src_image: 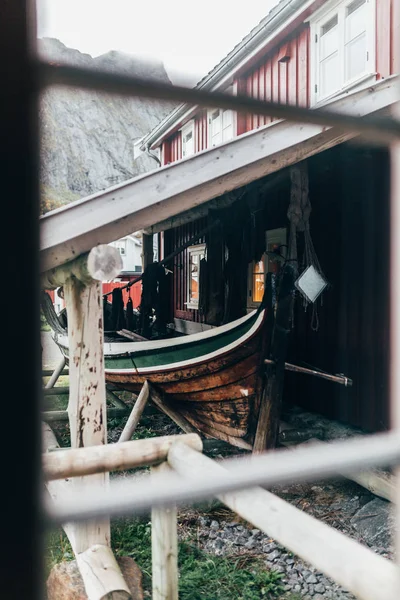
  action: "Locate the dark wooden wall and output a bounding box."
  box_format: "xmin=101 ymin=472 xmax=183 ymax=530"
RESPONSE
xmin=164 ymin=217 xmax=207 ymax=323
xmin=285 ymin=144 xmax=390 ymax=433
xmin=165 ymin=143 xmax=390 ymax=433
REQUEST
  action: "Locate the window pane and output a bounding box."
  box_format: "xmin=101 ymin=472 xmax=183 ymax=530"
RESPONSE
xmin=188 ymin=249 xmax=205 ymax=304
xmin=222 ymin=110 xmax=234 ymax=142
xmin=320 ymin=17 xmax=339 ymax=60
xmin=210 ymin=110 xmax=222 ymax=146
xmin=345 ymin=4 xmax=366 ymax=42
xmin=345 ymin=32 xmax=366 ymax=80
xmin=252 ymin=261 xmax=264 ymax=303
xmin=320 ymin=52 xmax=340 ymax=98
xmin=183 ymin=130 xmax=194 ymax=157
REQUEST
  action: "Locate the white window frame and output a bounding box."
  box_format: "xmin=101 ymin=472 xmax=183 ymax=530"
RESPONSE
xmin=207 ymin=107 xmax=235 ymax=147
xmin=247 ymin=228 xmax=287 ymax=309
xmin=186 ymin=244 xmax=206 ymax=310
xmin=309 ymin=0 xmax=376 ymax=106
xmin=181 ymin=120 xmax=195 ymax=158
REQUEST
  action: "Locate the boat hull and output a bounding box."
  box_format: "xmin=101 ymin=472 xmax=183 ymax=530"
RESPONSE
xmin=53 ymin=309 xmax=268 ymax=449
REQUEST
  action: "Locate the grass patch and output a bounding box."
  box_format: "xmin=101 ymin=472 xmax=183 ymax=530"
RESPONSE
xmin=45 ymin=518 xmax=286 ymax=599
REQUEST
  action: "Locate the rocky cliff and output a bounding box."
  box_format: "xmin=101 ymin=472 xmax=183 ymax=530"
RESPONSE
xmin=39 ymin=38 xmax=175 ymax=214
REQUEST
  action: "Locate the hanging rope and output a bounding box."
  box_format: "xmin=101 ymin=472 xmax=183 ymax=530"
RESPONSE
xmin=287 ymin=162 xmax=327 ymax=331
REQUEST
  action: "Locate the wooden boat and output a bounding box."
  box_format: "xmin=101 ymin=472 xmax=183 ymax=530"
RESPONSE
xmin=52 ymin=306 xmax=270 ymax=450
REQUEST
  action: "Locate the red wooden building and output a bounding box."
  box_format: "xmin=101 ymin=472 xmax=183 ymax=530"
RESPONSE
xmin=138 ymin=0 xmax=399 ymax=433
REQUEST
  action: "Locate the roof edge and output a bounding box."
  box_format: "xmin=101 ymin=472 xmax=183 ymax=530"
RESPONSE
xmin=140 ymin=0 xmax=312 ymax=150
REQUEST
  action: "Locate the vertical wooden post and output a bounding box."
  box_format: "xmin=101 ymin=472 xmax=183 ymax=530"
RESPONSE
xmin=151 ymin=462 xmax=178 ymax=600
xmin=42 ymin=245 xmax=122 ymax=554
xmin=253 ymin=264 xmax=296 ymax=453
xmin=142 ymin=232 xmax=154 ymax=271
xmin=64 ymin=277 xmax=111 ymax=552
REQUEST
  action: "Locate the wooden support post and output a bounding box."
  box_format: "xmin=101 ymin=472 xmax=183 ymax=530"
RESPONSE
xmin=45 ymin=357 xmax=67 ymax=389
xmin=253 ymin=264 xmax=296 ymax=453
xmin=151 ymin=462 xmax=178 ymax=600
xmin=142 ymin=232 xmax=154 ymax=271
xmin=42 ymin=245 xmax=122 ymax=555
xmin=168 ymin=442 xmax=400 ymax=600
xmin=64 ymin=279 xmax=110 ymax=553
xmin=118 ymin=380 xmax=150 ymax=442
xmin=148 ymin=382 xmax=197 ymax=434
xmin=43 ymin=433 xmax=202 ymax=480
xmin=42 ymin=424 xmax=131 ymax=599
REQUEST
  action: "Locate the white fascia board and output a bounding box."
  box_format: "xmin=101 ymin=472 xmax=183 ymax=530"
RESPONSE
xmin=40 ymin=77 xmax=397 ymax=273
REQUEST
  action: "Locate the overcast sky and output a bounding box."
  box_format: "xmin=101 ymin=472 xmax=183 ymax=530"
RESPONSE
xmin=37 ymin=0 xmax=279 ymax=85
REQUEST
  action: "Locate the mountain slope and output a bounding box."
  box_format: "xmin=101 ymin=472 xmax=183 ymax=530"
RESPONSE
xmin=39 ymin=38 xmax=175 ymax=214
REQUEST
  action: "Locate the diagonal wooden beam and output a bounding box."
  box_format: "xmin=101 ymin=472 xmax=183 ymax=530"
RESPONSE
xmin=40 ymin=78 xmax=397 ymax=272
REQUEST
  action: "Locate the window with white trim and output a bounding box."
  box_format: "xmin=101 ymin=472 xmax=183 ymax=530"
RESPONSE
xmin=310 ymin=0 xmax=375 ymax=104
xmin=187 ymin=244 xmax=206 ymax=309
xmin=181 ymin=120 xmax=195 ymax=158
xmin=114 ymin=240 xmax=127 ymax=256
xmin=247 ymin=228 xmax=287 ymax=308
xmin=208 ymin=108 xmax=234 ymax=147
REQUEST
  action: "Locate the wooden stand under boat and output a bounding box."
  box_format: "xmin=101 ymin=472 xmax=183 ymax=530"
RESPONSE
xmin=50 ymin=265 xmax=350 ymax=452
xmin=53 ymin=304 xmax=270 ymax=450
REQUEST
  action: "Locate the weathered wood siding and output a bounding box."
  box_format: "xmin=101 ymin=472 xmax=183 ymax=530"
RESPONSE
xmin=238 ymin=25 xmax=310 ymax=134
xmin=284 ymin=144 xmax=390 ymax=433
xmin=164 ymin=218 xmax=207 ymax=322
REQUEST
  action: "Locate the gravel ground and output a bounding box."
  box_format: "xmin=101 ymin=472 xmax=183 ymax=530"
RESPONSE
xmin=43 ymin=337 xmax=396 ymax=599
xmin=106 ymin=407 xmax=396 ymax=600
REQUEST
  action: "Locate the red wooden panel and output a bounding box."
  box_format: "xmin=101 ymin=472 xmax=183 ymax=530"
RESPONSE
xmin=246 ymin=77 xmax=253 ymax=131
xmin=391 ymin=0 xmax=399 ymax=74
xmin=279 ymin=60 xmax=288 ymax=105
xmin=287 ymin=38 xmax=298 ymax=106
xmin=196 ymin=111 xmax=208 ymax=152
xmin=253 ymin=68 xmax=260 ymax=128
xmin=161 ymin=141 xmax=170 ymax=166
xmin=264 ymin=59 xmax=273 ymax=125
xmin=203 ymin=112 xmax=208 ymax=150
xmin=177 ymin=131 xmax=182 ymax=161
xmin=376 ymin=0 xmax=391 ymax=79
xmin=259 ymin=63 xmax=265 ymax=126
xmin=272 ymin=56 xmax=280 ymax=105
xmin=297 ymin=27 xmax=309 ymax=107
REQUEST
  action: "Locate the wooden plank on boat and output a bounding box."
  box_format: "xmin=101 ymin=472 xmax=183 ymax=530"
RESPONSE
xmin=118 ymin=381 xmax=150 ymax=443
